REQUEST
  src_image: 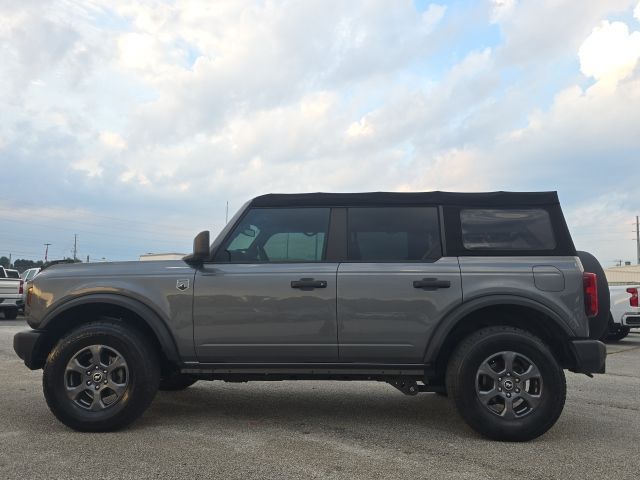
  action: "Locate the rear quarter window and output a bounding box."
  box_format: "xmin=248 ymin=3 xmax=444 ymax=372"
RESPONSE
xmin=460 ymin=208 xmax=556 ymax=251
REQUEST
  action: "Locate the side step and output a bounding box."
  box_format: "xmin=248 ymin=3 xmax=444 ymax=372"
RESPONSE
xmin=388 ymin=378 xmax=445 ymax=395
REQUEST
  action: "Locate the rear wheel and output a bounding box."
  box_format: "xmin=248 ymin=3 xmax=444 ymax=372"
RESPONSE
xmin=43 ymin=319 xmax=160 ymax=431
xmin=446 ymin=326 xmax=566 ymax=442
xmin=4 ymin=308 xmax=18 ymax=320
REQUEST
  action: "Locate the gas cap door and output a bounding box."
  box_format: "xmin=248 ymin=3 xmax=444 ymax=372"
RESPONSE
xmin=532 ymin=265 xmax=565 ymax=292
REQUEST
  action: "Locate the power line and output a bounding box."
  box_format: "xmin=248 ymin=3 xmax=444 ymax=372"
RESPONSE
xmin=0 ymin=217 xmax=192 ymax=245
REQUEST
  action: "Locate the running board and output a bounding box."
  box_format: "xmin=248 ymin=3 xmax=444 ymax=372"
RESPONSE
xmin=181 ymin=363 xmax=425 ymax=377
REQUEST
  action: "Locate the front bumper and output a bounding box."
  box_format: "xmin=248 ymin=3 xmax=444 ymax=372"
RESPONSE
xmin=13 ymin=329 xmax=48 ymax=370
xmin=570 ymin=339 xmax=606 ymax=374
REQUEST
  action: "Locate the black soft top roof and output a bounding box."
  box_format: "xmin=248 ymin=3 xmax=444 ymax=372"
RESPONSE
xmin=250 ymin=191 xmax=560 ymax=208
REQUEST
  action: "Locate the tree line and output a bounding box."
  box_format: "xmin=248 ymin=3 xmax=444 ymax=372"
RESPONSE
xmin=0 ymin=257 xmax=81 ymax=273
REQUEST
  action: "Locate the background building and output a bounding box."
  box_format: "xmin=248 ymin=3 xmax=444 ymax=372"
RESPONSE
xmin=604 ymin=265 xmax=640 ymax=285
xmin=139 ymin=253 xmax=186 ymax=261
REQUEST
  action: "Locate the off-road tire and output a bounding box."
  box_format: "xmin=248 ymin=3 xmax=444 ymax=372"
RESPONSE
xmin=446 ymin=326 xmax=566 ymax=442
xmin=43 ymin=319 xmax=160 ymax=432
xmin=159 ymin=373 xmax=198 ymax=391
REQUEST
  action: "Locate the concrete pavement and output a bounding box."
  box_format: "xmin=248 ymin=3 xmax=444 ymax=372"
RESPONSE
xmin=1 ymin=318 xmax=639 ymax=479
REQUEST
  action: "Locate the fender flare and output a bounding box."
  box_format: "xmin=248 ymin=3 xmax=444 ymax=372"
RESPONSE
xmin=423 ymin=294 xmax=574 ymax=365
xmin=41 ymin=293 xmax=181 ymax=365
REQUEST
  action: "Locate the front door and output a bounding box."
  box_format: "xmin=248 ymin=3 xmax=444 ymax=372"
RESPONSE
xmin=193 ymin=207 xmax=339 ymax=363
xmin=337 ymin=206 xmax=462 ymax=363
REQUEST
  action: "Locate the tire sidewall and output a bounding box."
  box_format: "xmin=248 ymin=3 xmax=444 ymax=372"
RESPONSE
xmin=451 ymin=330 xmax=565 ymax=441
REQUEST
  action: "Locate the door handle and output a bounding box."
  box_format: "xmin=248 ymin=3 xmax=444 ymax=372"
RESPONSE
xmin=291 ymin=278 xmax=327 ymax=290
xmin=413 ymin=278 xmax=451 ymax=290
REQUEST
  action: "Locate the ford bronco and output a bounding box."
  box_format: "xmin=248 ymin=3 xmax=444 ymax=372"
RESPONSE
xmin=13 ymin=191 xmax=608 ymax=441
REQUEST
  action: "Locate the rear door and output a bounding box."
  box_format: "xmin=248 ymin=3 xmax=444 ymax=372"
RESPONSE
xmin=337 ymin=206 xmax=462 ymax=363
xmin=193 ymin=207 xmax=339 ymax=363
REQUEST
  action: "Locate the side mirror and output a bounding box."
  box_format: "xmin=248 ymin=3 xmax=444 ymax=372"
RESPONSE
xmin=183 ymin=230 xmax=210 ymax=265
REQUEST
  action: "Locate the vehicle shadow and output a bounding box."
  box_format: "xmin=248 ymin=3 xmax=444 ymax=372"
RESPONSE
xmin=141 ymin=381 xmax=472 ymax=439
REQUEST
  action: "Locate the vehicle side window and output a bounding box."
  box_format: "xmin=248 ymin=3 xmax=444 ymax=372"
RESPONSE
xmin=347 ymin=207 xmax=441 ymax=261
xmin=226 ymin=225 xmax=260 ymax=251
xmin=460 ymin=208 xmax=556 ymax=250
xmin=263 ymin=232 xmax=326 ymax=262
xmin=216 ymin=208 xmax=330 ymax=262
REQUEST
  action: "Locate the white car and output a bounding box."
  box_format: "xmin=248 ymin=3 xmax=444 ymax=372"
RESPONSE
xmin=0 ymin=266 xmax=23 ymax=319
xmin=605 ymin=284 xmax=640 ymax=341
xmin=19 ymin=268 xmax=40 ymax=312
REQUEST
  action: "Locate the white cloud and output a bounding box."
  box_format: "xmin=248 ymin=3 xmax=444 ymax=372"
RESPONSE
xmin=1 ymin=0 xmax=640 ymax=263
xmin=490 ymin=0 xmax=516 ymax=23
xmin=565 ymin=194 xmax=638 ymax=263
xmin=579 ymin=21 xmax=640 ymax=87
xmin=422 ymin=4 xmax=447 ymax=31
xmin=346 ymin=117 xmax=374 ymax=139
xmin=494 ymin=0 xmax=635 ymax=67
xmin=99 ymin=131 xmax=127 ymax=150
xmin=119 ymin=169 xmax=151 ymax=186
xmin=635 ymin=1 xmax=640 ymax=20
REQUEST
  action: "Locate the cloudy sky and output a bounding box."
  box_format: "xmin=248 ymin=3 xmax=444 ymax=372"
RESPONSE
xmin=1 ymin=0 xmax=640 ymax=265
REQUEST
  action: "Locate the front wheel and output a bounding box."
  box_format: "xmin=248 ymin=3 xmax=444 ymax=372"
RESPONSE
xmin=43 ymin=320 xmax=160 ymax=431
xmin=446 ymin=326 xmax=566 ymax=442
xmin=4 ymin=308 xmax=18 ymax=320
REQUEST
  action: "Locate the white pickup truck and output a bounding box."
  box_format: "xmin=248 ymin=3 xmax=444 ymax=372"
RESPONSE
xmin=605 ymin=284 xmax=640 ymax=341
xmin=0 ymin=266 xmax=23 ymax=319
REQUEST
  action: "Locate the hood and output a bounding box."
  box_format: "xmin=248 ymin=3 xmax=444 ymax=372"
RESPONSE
xmin=37 ymin=260 xmax=190 ymax=279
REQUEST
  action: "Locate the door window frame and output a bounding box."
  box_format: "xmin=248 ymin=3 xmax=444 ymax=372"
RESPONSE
xmin=341 ymin=205 xmax=444 ymax=263
xmin=210 ymin=206 xmax=338 ymax=264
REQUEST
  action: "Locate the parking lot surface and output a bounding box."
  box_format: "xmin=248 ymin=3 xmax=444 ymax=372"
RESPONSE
xmin=1 ymin=318 xmax=639 ymax=480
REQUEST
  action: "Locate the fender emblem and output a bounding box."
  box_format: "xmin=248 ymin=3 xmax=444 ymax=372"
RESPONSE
xmin=176 ymin=279 xmax=190 ymax=291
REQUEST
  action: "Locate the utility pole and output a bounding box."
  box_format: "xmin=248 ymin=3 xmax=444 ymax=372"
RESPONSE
xmin=73 ymin=234 xmax=78 ymax=261
xmin=8 ymin=253 xmax=11 ymax=267
xmin=44 ymin=243 xmax=51 ymax=263
xmin=225 ymin=201 xmax=229 ymax=224
xmin=636 ymin=216 xmax=640 ymax=265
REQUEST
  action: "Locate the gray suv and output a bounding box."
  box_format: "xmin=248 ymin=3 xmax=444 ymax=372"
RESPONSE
xmin=13 ymin=191 xmax=607 ymax=441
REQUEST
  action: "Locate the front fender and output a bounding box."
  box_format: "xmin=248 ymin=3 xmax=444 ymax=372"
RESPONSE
xmin=39 ymin=293 xmax=181 ymax=365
